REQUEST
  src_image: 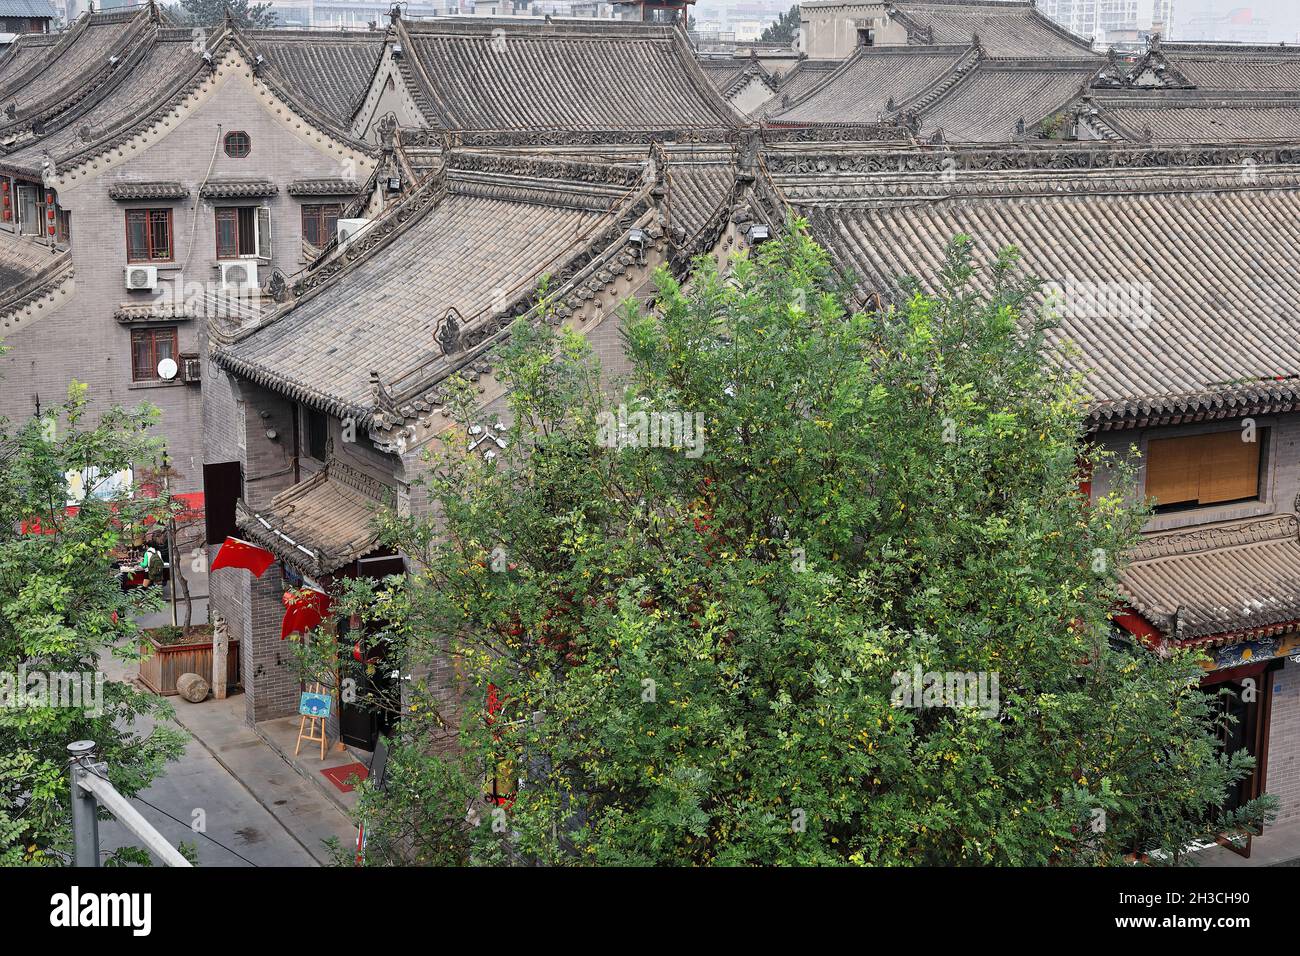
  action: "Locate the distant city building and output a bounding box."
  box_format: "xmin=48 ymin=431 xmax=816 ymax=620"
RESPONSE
xmin=1038 ymin=0 xmax=1171 ymax=45
xmin=1176 ymin=6 xmax=1272 ymax=44
xmin=266 ymin=0 xmax=627 ymax=25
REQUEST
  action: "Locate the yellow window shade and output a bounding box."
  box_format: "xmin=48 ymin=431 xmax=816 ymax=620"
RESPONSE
xmin=1146 ymin=435 xmax=1200 ymax=507
xmin=1198 ymin=430 xmax=1261 ymax=504
xmin=1145 ymin=430 xmax=1262 ymax=508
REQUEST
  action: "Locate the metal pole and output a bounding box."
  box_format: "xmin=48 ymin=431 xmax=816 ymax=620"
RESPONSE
xmin=163 ymin=456 xmax=178 ymax=628
xmin=67 ymin=740 xmax=100 ymax=868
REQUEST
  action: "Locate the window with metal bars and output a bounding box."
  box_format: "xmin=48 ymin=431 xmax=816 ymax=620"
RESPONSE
xmin=130 ymin=326 xmax=178 ymax=382
xmin=125 ymin=209 xmax=173 ymax=262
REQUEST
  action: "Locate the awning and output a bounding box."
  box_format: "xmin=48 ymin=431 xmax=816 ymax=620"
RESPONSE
xmin=108 ymin=182 xmax=189 ymax=201
xmin=1120 ymin=515 xmax=1300 ymax=646
xmin=199 ymin=180 xmax=279 ymax=200
xmin=287 ymin=178 xmax=361 ymax=197
xmin=234 ymin=460 xmax=386 ymax=577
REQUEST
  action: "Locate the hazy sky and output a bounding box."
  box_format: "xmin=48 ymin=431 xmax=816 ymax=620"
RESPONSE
xmin=1177 ymin=0 xmax=1300 ymax=42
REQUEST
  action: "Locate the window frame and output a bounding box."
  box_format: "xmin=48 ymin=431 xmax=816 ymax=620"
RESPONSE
xmin=1145 ymin=427 xmax=1268 ymax=514
xmin=223 ymin=131 xmax=251 ymax=158
xmin=305 ymin=406 xmax=328 ymax=463
xmin=215 ymin=205 xmax=263 ymax=260
xmin=300 ymin=202 xmax=342 ymax=254
xmin=125 ymin=208 xmax=174 ymax=263
xmin=130 ymin=326 xmax=179 ymax=383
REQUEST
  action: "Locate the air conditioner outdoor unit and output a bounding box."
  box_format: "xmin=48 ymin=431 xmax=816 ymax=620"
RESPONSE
xmin=337 ymin=218 xmax=371 ymax=248
xmin=124 ymin=265 xmax=158 ymax=291
xmin=180 ymin=353 xmax=202 ymax=384
xmin=220 ymin=260 xmax=258 ymax=289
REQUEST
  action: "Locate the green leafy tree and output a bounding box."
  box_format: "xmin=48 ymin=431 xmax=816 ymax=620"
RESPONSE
xmin=168 ymin=0 xmax=278 ymax=29
xmin=760 ymin=4 xmax=800 ymax=44
xmin=338 ymin=225 xmax=1272 ymax=865
xmin=0 ymin=381 xmax=186 ymax=866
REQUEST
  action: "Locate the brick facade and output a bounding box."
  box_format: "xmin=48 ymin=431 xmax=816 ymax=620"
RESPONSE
xmin=1268 ymin=659 xmax=1300 ymax=824
xmin=0 ymin=59 xmax=376 ymax=498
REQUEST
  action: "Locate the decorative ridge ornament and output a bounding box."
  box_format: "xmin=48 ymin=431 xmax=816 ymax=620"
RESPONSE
xmin=436 ymin=307 xmax=463 ymax=354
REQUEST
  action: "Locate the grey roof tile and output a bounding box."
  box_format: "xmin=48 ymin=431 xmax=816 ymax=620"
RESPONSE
xmin=397 ymin=17 xmax=736 ymax=132
xmin=1121 ymin=515 xmax=1300 ymax=640
xmin=889 ymin=0 xmax=1096 ymax=57
xmin=800 ymin=172 xmax=1300 ymax=419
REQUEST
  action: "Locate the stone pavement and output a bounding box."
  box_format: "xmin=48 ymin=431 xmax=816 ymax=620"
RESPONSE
xmin=1195 ymin=817 xmax=1300 ymax=867
xmin=98 ymin=643 xmax=357 ymax=867
xmin=164 ymin=691 xmax=360 ymax=866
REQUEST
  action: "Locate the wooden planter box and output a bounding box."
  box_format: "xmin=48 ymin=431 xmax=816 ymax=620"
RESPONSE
xmin=139 ymin=634 xmax=240 ymax=697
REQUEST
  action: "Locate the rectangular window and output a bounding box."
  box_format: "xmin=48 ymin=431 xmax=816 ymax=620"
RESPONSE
xmin=125 ymin=209 xmax=173 ymax=262
xmin=301 ymin=203 xmax=341 ymax=254
xmin=17 ymin=185 xmax=38 ymax=236
xmin=130 ymin=326 xmax=178 ymax=382
xmin=306 ymin=407 xmax=328 ymax=462
xmin=1145 ymin=429 xmax=1265 ymax=512
xmin=215 ymin=206 xmax=260 ymax=259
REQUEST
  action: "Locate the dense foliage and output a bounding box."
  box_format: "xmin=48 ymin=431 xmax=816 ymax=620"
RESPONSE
xmin=0 ymin=382 xmax=185 ymax=866
xmin=760 ymin=5 xmax=801 ymax=45
xmin=338 ymin=226 xmax=1272 ymax=865
xmin=168 ymin=0 xmax=278 ymax=30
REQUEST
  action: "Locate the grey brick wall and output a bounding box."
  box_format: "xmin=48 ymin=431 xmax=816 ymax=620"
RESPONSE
xmin=0 ymin=65 xmax=374 ymax=498
xmin=1267 ymin=660 xmax=1300 ymax=824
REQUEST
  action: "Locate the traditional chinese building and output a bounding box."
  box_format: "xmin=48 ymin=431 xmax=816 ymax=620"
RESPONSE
xmin=0 ymin=5 xmax=383 ymax=500
xmin=765 ymin=137 xmax=1300 ymax=834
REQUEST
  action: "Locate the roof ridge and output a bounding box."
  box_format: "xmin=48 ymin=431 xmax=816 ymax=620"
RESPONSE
xmin=0 ymin=7 xmax=160 ymax=137
xmin=887 ymin=44 xmax=983 ymax=116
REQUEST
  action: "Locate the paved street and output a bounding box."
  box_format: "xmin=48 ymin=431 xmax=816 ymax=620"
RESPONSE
xmin=95 ymin=634 xmax=355 ymax=868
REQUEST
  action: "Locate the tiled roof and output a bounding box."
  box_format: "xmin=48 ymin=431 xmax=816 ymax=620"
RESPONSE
xmin=1121 ymin=516 xmax=1300 ymax=642
xmin=0 ymin=23 xmax=201 ymax=175
xmin=108 ymin=181 xmax=190 ymax=201
xmin=287 ymin=178 xmax=362 ymax=196
xmin=1087 ymin=93 xmax=1300 ymax=142
xmin=0 ymin=229 xmax=72 ymax=327
xmin=1162 ymin=42 xmax=1300 ymax=92
xmin=769 ymin=45 xmax=977 ymax=127
xmin=396 ymin=18 xmax=737 ymax=132
xmin=245 ymin=29 xmax=385 ymax=127
xmin=0 ymin=23 xmax=376 ymax=179
xmin=235 ymin=459 xmax=388 ymax=576
xmin=889 ymin=0 xmax=1097 ymax=57
xmin=755 ymin=59 xmax=840 ymax=118
xmin=198 ymin=180 xmax=279 ymax=199
xmin=698 ymin=57 xmax=747 ymax=92
xmin=662 ymin=148 xmax=737 ymax=241
xmin=768 ymin=45 xmax=974 ymax=125
xmin=0 ymin=33 xmax=59 ymax=92
xmin=697 ymin=55 xmax=775 ymax=99
xmin=0 ymin=0 xmax=55 ymax=18
xmin=215 ymin=154 xmax=645 ymax=417
xmin=0 ymin=8 xmax=153 ymax=127
xmin=0 ymin=227 xmax=55 ymax=292
xmin=796 ymin=161 xmax=1300 ymax=424
xmin=912 ymin=58 xmax=1099 ymax=142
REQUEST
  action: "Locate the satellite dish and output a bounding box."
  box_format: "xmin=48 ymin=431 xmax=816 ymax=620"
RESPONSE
xmin=157 ymin=357 xmax=178 ymax=381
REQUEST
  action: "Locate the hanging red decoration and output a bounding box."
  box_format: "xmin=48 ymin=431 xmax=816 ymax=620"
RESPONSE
xmin=209 ymin=536 xmax=276 ymax=576
xmin=280 ymin=587 xmax=331 ymax=640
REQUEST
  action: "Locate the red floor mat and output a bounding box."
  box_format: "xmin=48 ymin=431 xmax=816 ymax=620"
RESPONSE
xmin=321 ymin=762 xmax=369 ymax=793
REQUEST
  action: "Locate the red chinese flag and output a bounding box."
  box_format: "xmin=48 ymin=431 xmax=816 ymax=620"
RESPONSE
xmin=210 ymin=537 xmax=276 ymax=577
xmin=281 ymin=589 xmax=331 ymax=640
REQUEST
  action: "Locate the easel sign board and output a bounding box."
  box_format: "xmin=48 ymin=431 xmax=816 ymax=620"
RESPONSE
xmin=300 ymin=691 xmax=332 ymax=718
